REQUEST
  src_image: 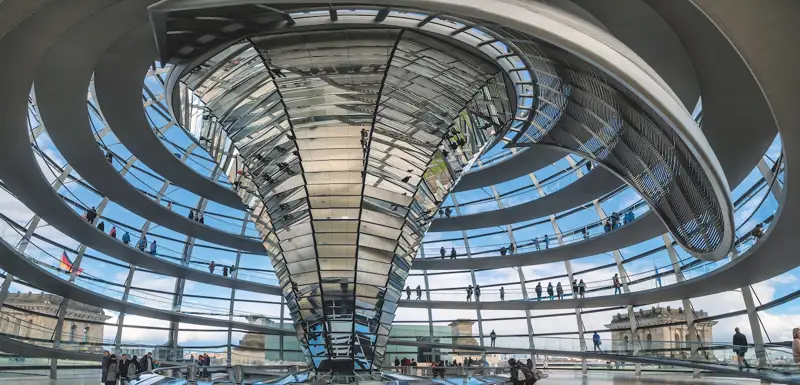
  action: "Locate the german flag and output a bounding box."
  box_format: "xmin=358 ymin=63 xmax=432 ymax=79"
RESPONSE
xmin=60 ymin=251 xmax=84 ymax=276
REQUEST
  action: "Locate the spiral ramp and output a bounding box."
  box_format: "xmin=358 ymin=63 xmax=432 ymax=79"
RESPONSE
xmin=0 ymin=0 xmax=796 ymax=382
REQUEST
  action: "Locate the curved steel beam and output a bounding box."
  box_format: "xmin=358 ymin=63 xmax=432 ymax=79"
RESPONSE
xmin=93 ymin=23 xmax=245 ymax=209
xmin=30 ymin=10 xmax=265 ymax=253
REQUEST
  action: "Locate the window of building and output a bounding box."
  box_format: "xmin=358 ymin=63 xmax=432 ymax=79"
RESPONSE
xmin=70 ymin=324 xmax=77 ymax=342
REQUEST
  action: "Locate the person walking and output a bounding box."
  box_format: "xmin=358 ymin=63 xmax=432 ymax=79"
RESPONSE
xmin=104 ymin=354 xmax=118 ymax=385
xmin=500 ymin=246 xmax=507 ymax=256
xmin=223 ymin=266 xmax=228 ymax=277
xmin=450 ymin=247 xmax=457 ymax=259
xmin=203 ymin=353 xmax=210 ymax=377
xmin=582 ymin=227 xmax=588 ymax=239
xmin=105 ymin=151 xmax=114 ymax=164
xmin=500 ymin=286 xmax=505 ymax=301
xmin=405 ymin=285 xmax=411 ymax=300
xmin=592 ymin=332 xmax=603 ymax=353
xmin=547 ymin=282 xmax=554 ymax=300
xmin=578 ymin=279 xmax=586 ymax=298
xmin=440 ymin=246 xmax=446 ymax=259
xmin=490 ymin=330 xmax=497 ymax=347
xmin=556 ymin=282 xmax=564 ymax=300
xmin=474 ymin=285 xmax=481 ymax=301
xmin=751 ymin=223 xmax=765 ymax=242
xmin=394 ymin=357 xmax=400 ymax=367
xmin=733 ymin=327 xmax=751 ymax=370
xmin=97 ymin=221 xmax=105 ymax=232
xmin=613 ymin=274 xmax=622 ymax=295
xmin=189 ymin=209 xmax=195 ymax=221
xmin=209 ymin=260 xmax=215 ymax=274
xmin=466 ymin=285 xmax=473 ymax=302
xmin=137 ymin=236 xmax=147 ymax=251
xmin=149 ymin=239 xmax=157 ymax=256
xmin=534 ymin=237 xmax=540 ymax=251
xmin=416 ymin=285 xmax=422 ymax=300
xmin=509 ymin=242 xmax=516 ymax=255
xmin=543 ymin=234 xmax=549 ymax=249
xmin=572 ymin=279 xmax=579 ymax=298
xmin=535 ymin=282 xmax=542 ymax=301
xmin=792 ymin=328 xmax=800 ymax=366
xmin=624 ymin=210 xmax=634 ymax=224
xmin=86 ymin=206 xmax=98 ymax=224
xmin=199 ymin=214 xmax=204 ymax=224
xmin=122 ymin=231 xmax=130 ymax=246
xmin=109 ymin=226 xmax=117 ymax=239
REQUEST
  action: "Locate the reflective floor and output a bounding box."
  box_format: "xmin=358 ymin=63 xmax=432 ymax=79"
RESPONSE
xmin=0 ymin=369 xmax=770 ymax=384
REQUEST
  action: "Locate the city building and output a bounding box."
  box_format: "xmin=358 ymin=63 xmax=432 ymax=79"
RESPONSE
xmin=0 ymin=292 xmax=109 ymax=353
xmin=606 ymin=307 xmax=717 ymax=359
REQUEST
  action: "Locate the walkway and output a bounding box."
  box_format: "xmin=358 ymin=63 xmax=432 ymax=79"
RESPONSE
xmin=0 ymin=236 xmax=289 ymax=335
xmin=93 ymin=22 xmax=244 ymax=209
xmin=390 ymin=340 xmax=799 ymax=384
xmin=453 ymin=147 xmax=565 ymax=192
xmin=429 ymin=168 xmax=621 ymax=232
xmin=416 ymin=211 xmax=663 ymax=270
xmin=0 ymin=0 xmax=264 ymax=254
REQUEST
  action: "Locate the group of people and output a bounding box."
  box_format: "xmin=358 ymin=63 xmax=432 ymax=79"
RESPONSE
xmin=603 ymin=211 xmax=635 ymax=233
xmin=405 ymin=285 xmax=424 ymax=300
xmin=499 ymin=243 xmax=517 ymax=256
xmin=188 ymin=209 xmax=205 ymax=224
xmin=102 ymin=351 xmax=156 ymax=384
xmin=440 ymin=246 xmax=458 ymax=259
xmin=532 ymin=280 xmax=588 ymax=300
xmin=208 ymin=260 xmax=235 ymax=277
xmin=394 ymin=357 xmax=418 ymax=367
xmin=438 ymin=207 xmax=453 ymax=218
xmin=508 ymin=358 xmax=543 ymax=385
xmin=466 ymin=284 xmax=481 ymax=301
xmin=189 ymin=353 xmax=213 ymax=378
xmin=86 ymin=207 xmax=159 ymax=255
xmin=532 ymin=235 xmax=549 ymax=251
xmin=86 ymin=208 xmax=241 ymax=278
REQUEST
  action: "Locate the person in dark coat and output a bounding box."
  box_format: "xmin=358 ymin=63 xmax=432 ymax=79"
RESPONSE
xmin=140 ymin=352 xmax=154 ymax=372
xmin=131 ymin=355 xmax=140 ymax=374
xmin=101 ymin=350 xmax=110 ymax=383
xmin=733 ymin=327 xmax=751 ymax=370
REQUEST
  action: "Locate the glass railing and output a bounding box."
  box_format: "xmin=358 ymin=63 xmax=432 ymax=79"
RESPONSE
xmin=439 ymin=161 xmax=589 ymax=216
xmin=0 ymin=223 xmax=284 ymax=324
xmin=0 ymin=211 xmax=278 ymax=288
xmin=421 ymin=199 xmax=650 ymax=259
xmin=388 ymin=336 xmax=800 ymax=376
xmin=413 ymin=222 xmax=768 ymax=302
xmin=470 ymin=148 xmax=517 ymax=171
